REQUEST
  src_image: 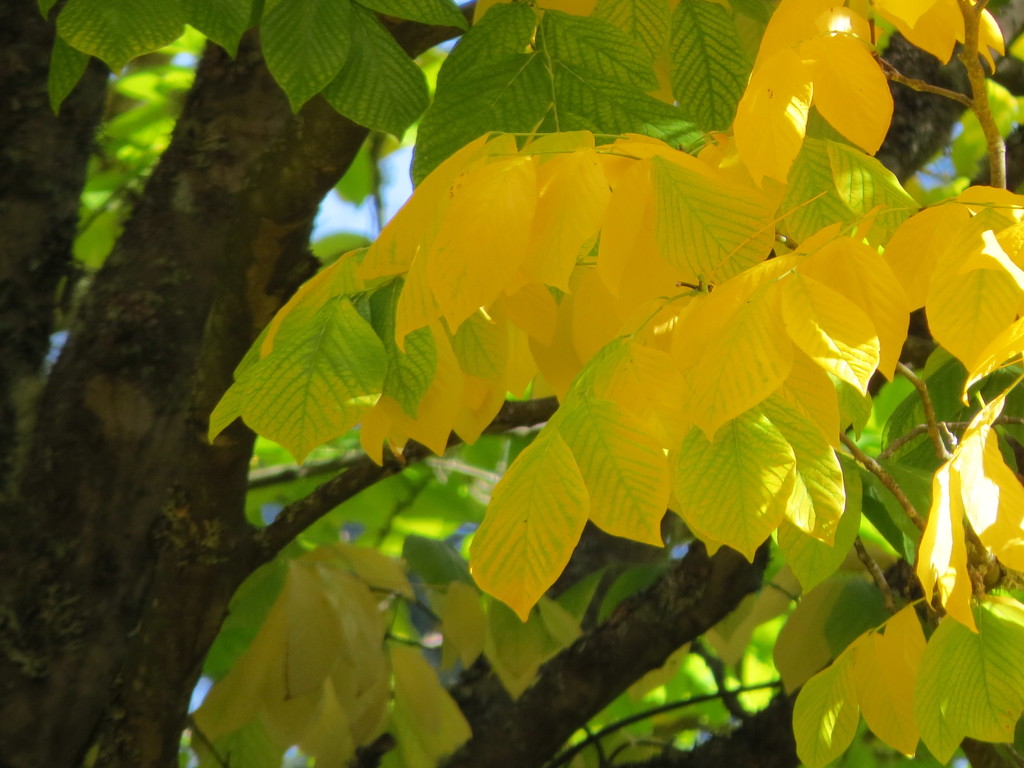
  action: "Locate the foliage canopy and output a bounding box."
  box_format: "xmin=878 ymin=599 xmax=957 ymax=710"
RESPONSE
xmin=30 ymin=0 xmax=1024 ymax=765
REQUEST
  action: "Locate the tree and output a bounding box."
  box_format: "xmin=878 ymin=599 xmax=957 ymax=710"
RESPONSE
xmin=5 ymin=0 xmax=1024 ymax=765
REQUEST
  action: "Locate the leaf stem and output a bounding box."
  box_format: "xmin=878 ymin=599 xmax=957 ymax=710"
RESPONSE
xmin=957 ymin=0 xmax=1007 ymax=188
xmin=854 ymin=536 xmax=897 ymax=611
xmin=840 ymin=433 xmax=927 ymax=532
xmin=879 ymin=415 xmax=1024 ymax=459
xmin=896 ymin=362 xmax=951 ymax=461
xmin=874 ymin=54 xmax=973 ymax=107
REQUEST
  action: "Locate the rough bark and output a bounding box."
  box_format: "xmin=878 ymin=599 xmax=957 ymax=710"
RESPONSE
xmin=0 ymin=0 xmax=107 ymax=491
xmin=0 ymin=16 xmax=465 ymax=768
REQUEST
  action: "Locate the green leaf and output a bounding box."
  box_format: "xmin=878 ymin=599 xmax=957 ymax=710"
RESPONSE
xmin=370 ymin=282 xmax=437 ymax=418
xmin=777 ymin=450 xmax=861 ymax=592
xmin=916 ymin=599 xmax=1024 ymax=762
xmin=827 ymin=141 xmax=917 ymax=244
xmin=793 ymin=645 xmax=860 ymax=768
xmin=671 ymin=407 xmax=795 ymax=559
xmin=182 ymin=0 xmax=252 ymax=57
xmin=593 ymin=0 xmax=670 ymax=59
xmin=403 ymin=535 xmax=472 ymax=586
xmin=323 ymin=5 xmax=429 ymax=136
xmin=355 ymin=0 xmax=466 ymax=28
xmin=670 ymin=0 xmax=750 ymax=131
xmin=651 ymin=154 xmax=774 ymax=282
xmin=211 ymin=297 xmax=386 ymax=461
xmin=57 ymin=0 xmax=185 ymax=72
xmin=780 ymin=138 xmax=851 ymax=242
xmin=449 ymin=308 xmax=508 ymax=382
xmin=413 ymin=5 xmax=693 ymax=182
xmin=261 ymin=0 xmax=352 ymax=111
xmin=49 ymin=35 xmax=90 ymax=113
xmin=559 ymin=397 xmax=671 ymax=546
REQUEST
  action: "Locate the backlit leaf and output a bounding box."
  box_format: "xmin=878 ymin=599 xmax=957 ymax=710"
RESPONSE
xmin=793 ymin=637 xmax=862 ymax=768
xmin=470 ymin=431 xmax=590 ymax=620
xmin=671 ymin=406 xmax=795 ymax=559
xmin=916 ymin=599 xmax=1024 ymax=762
xmin=559 ymin=397 xmax=670 ymax=546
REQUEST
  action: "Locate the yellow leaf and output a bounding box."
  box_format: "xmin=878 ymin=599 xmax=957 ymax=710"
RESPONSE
xmin=427 ymin=155 xmax=537 ymax=330
xmin=360 ymin=133 xmax=502 ymax=280
xmin=706 ymin=566 xmax=801 ymax=665
xmin=793 ymin=637 xmax=863 ymax=768
xmin=874 ymin=0 xmax=936 ymax=29
xmin=684 ymin=279 xmax=795 ymax=438
xmin=332 ymin=542 xmax=414 ymax=599
xmin=734 ymin=47 xmax=813 ymax=185
xmin=571 ymin=267 xmax=628 ymax=362
xmin=781 ymin=271 xmax=880 ymax=393
xmin=966 ymin=314 xmax=1024 ymax=390
xmin=525 ymin=150 xmax=610 ymax=290
xmin=916 ymin=598 xmax=1024 ymax=762
xmin=801 ymin=237 xmax=910 ymax=380
xmin=917 ymin=466 xmax=977 ymax=631
xmin=777 ymin=350 xmax=841 ymax=448
xmin=927 ymin=229 xmax=1024 ymax=374
xmin=877 ymin=0 xmax=963 ymax=62
xmin=450 ymin=308 xmax=509 ymax=382
xmin=559 ymin=397 xmax=671 ymax=546
xmin=297 ymin=678 xmax=358 ymax=767
xmin=671 ymin=406 xmax=795 ymax=559
xmin=452 ymin=374 xmax=508 ymax=444
xmin=194 ymin=596 xmax=288 ymax=740
xmin=800 ymin=34 xmax=892 ymax=155
xmin=777 ymin=453 xmax=861 ymax=592
xmin=754 ymin=0 xmax=841 ymax=64
xmin=951 ymin=394 xmax=1024 ymax=570
xmin=854 ymin=606 xmax=925 ymax=756
xmin=284 ymin=563 xmax=344 ymax=699
xmin=529 ymin=294 xmax=584 ymax=399
xmin=390 ymin=645 xmax=472 ymax=764
xmin=395 ymin=252 xmax=442 ymax=348
xmin=597 ymin=159 xmax=656 ymax=297
xmin=502 ymin=281 xmax=558 ymax=345
xmin=763 ymin=394 xmax=845 ymax=542
xmin=884 ymin=204 xmax=971 ymax=310
xmin=470 ymin=430 xmax=590 ymax=620
xmin=440 ymin=581 xmax=488 ymax=670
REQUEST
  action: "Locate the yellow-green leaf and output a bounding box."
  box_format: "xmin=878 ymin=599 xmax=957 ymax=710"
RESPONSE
xmin=781 ymin=271 xmax=879 ymax=393
xmin=440 ymin=581 xmax=488 ymax=670
xmin=470 ymin=431 xmax=590 ymax=620
xmin=916 ymin=598 xmax=1024 ymax=763
xmin=210 ymin=298 xmax=386 ymax=462
xmin=559 ymin=397 xmax=671 ymax=546
xmin=671 ymin=406 xmax=795 ymax=559
xmin=390 ymin=644 xmax=472 ymax=765
xmin=650 ymin=154 xmax=774 ymax=283
xmin=854 ymin=606 xmax=925 ymax=756
xmin=793 ymin=638 xmax=862 ymax=768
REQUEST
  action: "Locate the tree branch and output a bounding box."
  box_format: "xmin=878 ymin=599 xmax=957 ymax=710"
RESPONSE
xmin=249 ymin=397 xmax=558 ymax=564
xmin=441 ymin=542 xmax=771 ymax=768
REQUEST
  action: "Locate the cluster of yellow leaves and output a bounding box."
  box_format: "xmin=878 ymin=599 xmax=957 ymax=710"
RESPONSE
xmin=794 ymin=599 xmax=1024 ymax=766
xmin=194 ymin=545 xmax=470 ymax=768
xmin=734 ymin=0 xmax=1002 ymax=185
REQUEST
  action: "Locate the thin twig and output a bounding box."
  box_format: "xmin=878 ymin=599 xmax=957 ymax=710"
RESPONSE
xmin=875 ymin=54 xmax=973 ymax=107
xmin=841 ymin=433 xmax=927 ymax=532
xmin=957 ymin=0 xmax=1007 ymax=187
xmin=542 ymin=682 xmax=782 ymax=768
xmin=896 ymin=362 xmax=951 ymax=461
xmin=854 ymin=537 xmax=897 ymax=612
xmin=879 ymin=415 xmax=1024 ymax=459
